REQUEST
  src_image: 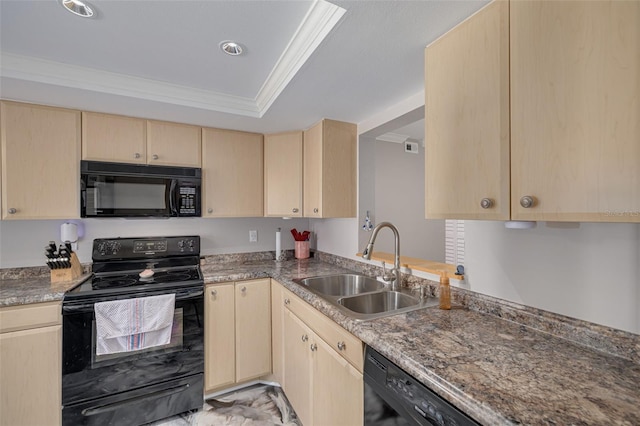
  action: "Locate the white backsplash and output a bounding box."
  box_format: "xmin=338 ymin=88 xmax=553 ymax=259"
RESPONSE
xmin=0 ymin=217 xmax=310 ymax=267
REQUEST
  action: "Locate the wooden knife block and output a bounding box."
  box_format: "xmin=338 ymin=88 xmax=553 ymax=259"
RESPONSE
xmin=50 ymin=252 xmax=84 ymax=283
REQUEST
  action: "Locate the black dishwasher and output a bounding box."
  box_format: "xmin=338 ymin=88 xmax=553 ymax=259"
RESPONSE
xmin=364 ymin=346 xmax=479 ymax=426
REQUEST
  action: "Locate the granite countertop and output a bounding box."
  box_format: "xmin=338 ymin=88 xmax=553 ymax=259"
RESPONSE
xmin=0 ymin=273 xmax=92 ymax=307
xmin=2 ymin=256 xmax=639 ymax=424
xmin=202 ymin=257 xmax=640 ymax=425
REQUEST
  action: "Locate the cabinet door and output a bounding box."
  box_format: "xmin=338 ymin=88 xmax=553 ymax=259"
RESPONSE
xmin=146 ymin=120 xmax=202 ymax=167
xmin=205 ymin=283 xmax=236 ymax=392
xmin=303 ymin=120 xmax=357 ymax=218
xmin=283 ymin=310 xmax=313 ymax=426
xmin=82 ymin=112 xmax=146 ymax=164
xmin=202 ymin=128 xmax=264 ymax=217
xmin=0 ymin=325 xmax=61 ymax=426
xmin=269 ymin=280 xmax=285 ymax=386
xmin=264 ymin=131 xmax=303 ymax=217
xmin=312 ymin=335 xmax=363 ymax=426
xmin=424 ymin=0 xmax=510 ymax=220
xmin=303 ymin=121 xmax=323 ymax=217
xmin=1 ymin=101 xmax=81 ymax=220
xmin=511 ymin=1 xmax=640 ymax=222
xmin=235 ymin=279 xmax=271 ymax=382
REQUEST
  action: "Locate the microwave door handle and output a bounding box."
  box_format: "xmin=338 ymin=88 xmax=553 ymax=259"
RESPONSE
xmin=169 ymin=180 xmax=177 ymax=215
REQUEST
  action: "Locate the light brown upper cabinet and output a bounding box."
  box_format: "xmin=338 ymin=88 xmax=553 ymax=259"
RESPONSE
xmin=264 ymin=131 xmax=303 ymax=217
xmin=202 ymin=128 xmax=264 ymax=217
xmin=510 ymin=0 xmax=639 ymax=222
xmin=425 ymin=0 xmax=640 ymax=223
xmin=1 ymin=101 xmax=81 ymax=220
xmin=303 ymin=119 xmax=357 ymax=218
xmin=82 ymin=112 xmax=201 ymax=167
xmin=425 ymin=0 xmax=510 ymax=220
xmin=145 ymin=120 xmax=201 ymax=167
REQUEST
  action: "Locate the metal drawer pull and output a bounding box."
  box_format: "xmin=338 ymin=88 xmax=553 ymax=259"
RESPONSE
xmin=337 ymin=341 xmax=346 ymax=351
xmin=8 ymin=208 xmax=17 ymax=214
xmin=302 ymin=335 xmax=308 ymax=342
xmin=313 ymin=208 xmax=319 ymax=213
xmin=310 ymin=343 xmax=317 ymax=352
xmin=284 ymin=298 xmax=290 ymax=305
xmin=241 ymin=286 xmax=246 ymax=293
xmin=292 ymin=208 xmax=299 ymax=213
xmin=210 ymin=289 xmax=217 ymax=296
xmin=134 ymin=153 xmax=141 ymax=159
xmin=152 ymin=154 xmax=159 ymax=160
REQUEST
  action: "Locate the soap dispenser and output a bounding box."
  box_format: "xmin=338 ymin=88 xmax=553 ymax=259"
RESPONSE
xmin=439 ymin=272 xmax=451 ymax=310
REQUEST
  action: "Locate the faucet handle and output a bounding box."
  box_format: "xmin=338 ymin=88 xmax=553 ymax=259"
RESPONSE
xmin=381 ymin=261 xmax=393 ymax=282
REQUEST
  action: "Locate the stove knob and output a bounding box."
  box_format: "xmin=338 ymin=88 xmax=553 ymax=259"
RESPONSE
xmin=178 ymin=240 xmax=185 ymax=248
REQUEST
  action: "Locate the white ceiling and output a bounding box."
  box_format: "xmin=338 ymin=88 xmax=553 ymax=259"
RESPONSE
xmin=0 ymin=0 xmax=488 ymax=134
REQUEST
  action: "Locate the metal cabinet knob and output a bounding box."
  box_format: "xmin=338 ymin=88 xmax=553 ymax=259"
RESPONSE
xmin=310 ymin=343 xmax=317 ymax=352
xmin=207 ymin=208 xmax=213 ymax=214
xmin=313 ymin=208 xmax=319 ymax=214
xmin=292 ymin=208 xmax=299 ymax=213
xmin=210 ymin=289 xmax=217 ymax=296
xmin=520 ymin=196 xmax=535 ymax=209
xmin=152 ymin=154 xmax=159 ymax=160
xmin=134 ymin=153 xmax=141 ymax=159
xmin=301 ymin=335 xmax=308 ymax=342
xmin=337 ymin=341 xmax=346 ymax=351
xmin=284 ymin=298 xmax=290 ymax=305
xmin=240 ymin=286 xmax=246 ymax=293
xmin=8 ymin=208 xmax=17 ymax=214
xmin=480 ymin=198 xmax=494 ymax=209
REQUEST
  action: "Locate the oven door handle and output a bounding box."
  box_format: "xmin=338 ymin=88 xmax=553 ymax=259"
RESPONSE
xmin=63 ymin=288 xmax=204 ymax=314
xmin=80 ymin=383 xmax=191 ymax=417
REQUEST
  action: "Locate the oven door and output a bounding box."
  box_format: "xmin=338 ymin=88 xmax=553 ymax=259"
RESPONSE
xmin=62 ymin=286 xmax=204 ymax=408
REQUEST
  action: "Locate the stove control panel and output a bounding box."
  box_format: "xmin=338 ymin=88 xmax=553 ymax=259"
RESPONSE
xmin=134 ymin=240 xmax=167 ymax=253
xmin=92 ymin=236 xmax=201 ymax=261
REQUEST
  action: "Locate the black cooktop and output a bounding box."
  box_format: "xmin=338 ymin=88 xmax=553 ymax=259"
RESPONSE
xmin=64 ymin=236 xmax=203 ymax=303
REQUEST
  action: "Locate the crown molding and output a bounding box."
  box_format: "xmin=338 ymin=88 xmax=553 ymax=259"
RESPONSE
xmin=255 ymin=0 xmax=346 ymax=114
xmin=0 ymin=0 xmax=345 ymax=119
xmin=0 ymin=52 xmax=261 ymax=116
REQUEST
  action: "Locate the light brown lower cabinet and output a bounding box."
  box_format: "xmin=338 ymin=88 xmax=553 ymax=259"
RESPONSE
xmin=278 ymin=282 xmax=363 ymax=426
xmin=205 ymin=279 xmax=271 ymax=393
xmin=0 ymin=302 xmax=62 ymax=426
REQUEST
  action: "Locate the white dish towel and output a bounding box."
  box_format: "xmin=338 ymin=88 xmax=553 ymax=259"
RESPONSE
xmin=95 ymin=294 xmax=176 ymax=355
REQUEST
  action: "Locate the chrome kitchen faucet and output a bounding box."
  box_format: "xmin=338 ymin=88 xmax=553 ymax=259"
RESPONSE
xmin=362 ymin=222 xmax=402 ymax=291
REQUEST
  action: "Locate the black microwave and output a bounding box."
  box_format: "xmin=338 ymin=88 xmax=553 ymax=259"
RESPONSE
xmin=81 ymin=161 xmax=201 ymax=218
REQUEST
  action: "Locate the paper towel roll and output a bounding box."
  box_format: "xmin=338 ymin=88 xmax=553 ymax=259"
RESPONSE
xmin=61 ymin=222 xmax=78 ymax=243
xmin=275 ymin=228 xmax=282 ymax=260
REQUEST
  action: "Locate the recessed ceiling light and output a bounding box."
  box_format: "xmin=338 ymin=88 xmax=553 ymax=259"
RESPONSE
xmin=220 ymin=41 xmax=244 ymax=56
xmin=61 ymin=0 xmax=94 ymax=18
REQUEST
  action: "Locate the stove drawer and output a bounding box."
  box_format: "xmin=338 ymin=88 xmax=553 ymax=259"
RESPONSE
xmin=62 ymin=373 xmax=203 ymax=426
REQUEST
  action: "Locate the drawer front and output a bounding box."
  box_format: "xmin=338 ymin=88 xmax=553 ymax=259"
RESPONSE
xmin=283 ymin=288 xmax=363 ymax=372
xmin=0 ymin=302 xmax=61 ymax=333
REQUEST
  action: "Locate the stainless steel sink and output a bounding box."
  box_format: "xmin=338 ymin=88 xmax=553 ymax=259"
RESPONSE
xmin=294 ymin=274 xmax=384 ymax=296
xmin=292 ymin=273 xmax=439 ymax=320
xmin=338 ymin=291 xmax=419 ymax=314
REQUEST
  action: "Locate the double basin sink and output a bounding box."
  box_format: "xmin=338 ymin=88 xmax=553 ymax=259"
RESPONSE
xmin=293 ymin=274 xmax=438 ymax=321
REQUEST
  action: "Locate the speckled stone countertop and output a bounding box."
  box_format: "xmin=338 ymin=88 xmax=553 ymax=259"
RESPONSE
xmin=3 ymin=254 xmax=639 ymax=424
xmin=201 ymin=256 xmax=640 ymax=425
xmin=0 ymin=273 xmax=92 ymax=307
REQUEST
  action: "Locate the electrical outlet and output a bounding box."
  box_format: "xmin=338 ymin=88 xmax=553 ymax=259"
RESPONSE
xmin=249 ymin=230 xmax=258 ymax=243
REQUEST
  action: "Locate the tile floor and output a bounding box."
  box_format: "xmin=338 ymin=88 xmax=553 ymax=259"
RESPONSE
xmin=150 ymin=384 xmax=300 ymax=426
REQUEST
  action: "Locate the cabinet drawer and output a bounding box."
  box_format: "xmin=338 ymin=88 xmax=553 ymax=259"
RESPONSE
xmin=283 ymin=288 xmax=363 ymax=372
xmin=0 ymin=302 xmax=61 ymax=333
